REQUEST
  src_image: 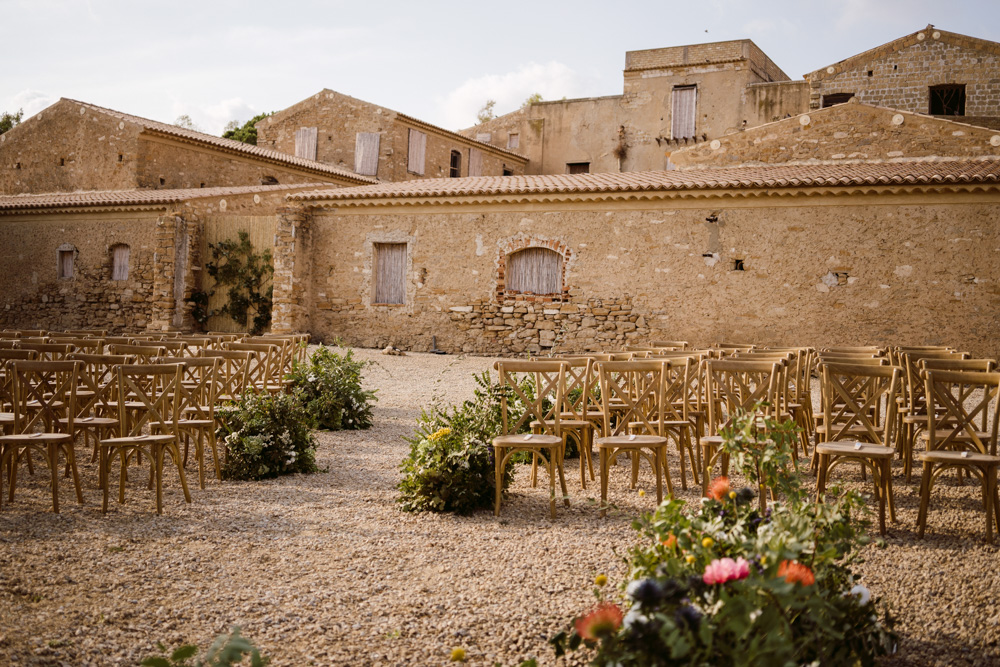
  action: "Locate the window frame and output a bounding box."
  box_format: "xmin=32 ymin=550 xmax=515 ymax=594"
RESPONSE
xmin=111 ymin=243 xmax=130 ymax=281
xmin=373 ymin=242 xmax=407 ymax=305
xmin=566 ymin=162 xmax=590 ymax=175
xmin=929 ymin=84 xmax=966 ymax=116
xmin=505 ymin=247 xmax=563 ymax=296
xmin=57 ymin=245 xmax=76 ymax=280
xmin=449 ymin=150 xmax=462 ymax=178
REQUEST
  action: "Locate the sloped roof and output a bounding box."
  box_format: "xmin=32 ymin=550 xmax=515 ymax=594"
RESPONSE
xmin=288 ymin=159 xmax=1000 ymax=205
xmin=806 ymin=25 xmax=1000 ymax=81
xmin=61 ymin=98 xmax=375 ymax=185
xmin=0 ymin=183 xmax=330 ymax=212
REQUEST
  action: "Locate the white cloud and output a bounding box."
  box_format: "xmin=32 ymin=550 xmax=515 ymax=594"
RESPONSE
xmin=436 ymin=61 xmax=584 ymax=130
xmin=6 ymin=90 xmax=58 ymax=118
xmin=165 ymin=97 xmax=258 ymax=136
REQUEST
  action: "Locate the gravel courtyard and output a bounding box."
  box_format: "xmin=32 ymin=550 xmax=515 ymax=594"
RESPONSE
xmin=1 ymin=348 xmax=998 ymax=666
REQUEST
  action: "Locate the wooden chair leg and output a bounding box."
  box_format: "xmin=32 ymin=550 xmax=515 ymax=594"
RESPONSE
xmin=47 ymin=444 xmax=60 ymax=514
xmin=654 ymin=446 xmax=664 ymax=505
xmin=600 ymin=448 xmax=609 ymax=518
xmin=557 ymin=445 xmax=569 ymax=508
xmin=676 ymin=429 xmax=687 ymax=491
xmin=874 ymin=461 xmax=886 ymax=536
xmin=984 ymin=466 xmax=995 ymax=544
xmin=585 ymin=428 xmax=595 ymax=482
xmin=548 ymin=449 xmax=556 ymax=520
xmin=66 ymin=444 xmax=83 ymax=505
xmin=172 ymin=445 xmax=191 ymax=504
xmin=886 ymin=459 xmax=897 ymax=523
xmin=815 ymin=453 xmax=828 ymax=502
xmin=155 ymin=447 xmax=164 ymax=515
xmin=494 ymin=446 xmax=503 ymax=517
xmin=530 ymin=452 xmax=539 ymax=488
xmin=917 ymin=462 xmax=932 ymax=539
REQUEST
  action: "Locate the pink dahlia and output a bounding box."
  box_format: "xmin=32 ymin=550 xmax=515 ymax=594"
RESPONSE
xmin=702 ymin=557 xmax=751 ymax=585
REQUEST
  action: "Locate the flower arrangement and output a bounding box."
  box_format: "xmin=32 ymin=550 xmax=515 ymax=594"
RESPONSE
xmin=551 ymin=408 xmax=896 ymax=666
xmin=287 ymin=345 xmax=377 ymax=430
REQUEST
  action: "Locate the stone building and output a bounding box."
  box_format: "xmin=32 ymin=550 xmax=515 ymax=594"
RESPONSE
xmin=256 ymin=89 xmax=528 ymax=181
xmin=464 ymin=25 xmax=1000 ymax=174
xmin=0 ymin=98 xmax=374 ymax=195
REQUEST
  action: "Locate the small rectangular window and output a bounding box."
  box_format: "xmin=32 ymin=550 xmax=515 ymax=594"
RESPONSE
xmin=503 ymin=166 xmax=514 ymax=176
xmin=354 ymin=132 xmax=381 ymax=176
xmin=821 ymin=93 xmax=855 ymax=108
xmin=58 ymin=250 xmax=74 ymax=279
xmin=671 ymin=85 xmax=697 ymax=139
xmin=468 ymin=148 xmax=483 ymax=177
xmin=567 ymin=162 xmax=590 ymax=174
xmin=929 ymin=84 xmax=965 ymax=116
xmin=374 ymin=243 xmax=406 ymax=305
xmin=294 ymin=127 xmax=318 ymax=160
xmin=449 ymin=150 xmax=462 ymax=178
xmin=112 ymin=245 xmax=130 ymax=281
xmin=507 ymin=133 xmax=520 ymax=150
xmin=407 ymin=129 xmax=427 ymax=175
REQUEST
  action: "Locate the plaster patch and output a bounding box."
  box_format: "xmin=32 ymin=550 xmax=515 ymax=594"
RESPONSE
xmin=815 ymin=283 xmax=830 ymax=293
xmin=475 ymin=234 xmax=485 ymax=256
xmin=894 ymin=265 xmax=913 ymax=278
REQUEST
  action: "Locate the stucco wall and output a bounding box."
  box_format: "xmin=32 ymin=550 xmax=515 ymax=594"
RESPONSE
xmin=742 ymin=81 xmax=811 ymax=128
xmin=303 ymin=193 xmax=1000 ymax=357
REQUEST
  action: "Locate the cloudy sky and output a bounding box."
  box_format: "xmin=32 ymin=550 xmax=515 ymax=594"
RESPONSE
xmin=4 ymin=0 xmax=999 ymax=136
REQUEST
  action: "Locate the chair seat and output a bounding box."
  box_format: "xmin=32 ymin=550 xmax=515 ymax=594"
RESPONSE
xmin=493 ymin=433 xmax=561 ymax=448
xmin=595 ymin=434 xmax=667 ymax=449
xmin=0 ymin=432 xmax=72 ymax=444
xmin=531 ymin=418 xmax=590 ymax=429
xmin=816 ymin=441 xmax=895 ymax=458
xmin=179 ymin=419 xmax=214 ymax=428
xmin=627 ymin=420 xmax=687 ymax=431
xmin=699 ymin=435 xmax=724 ymax=446
xmin=59 ymin=417 xmax=118 ymax=427
xmin=917 ymin=450 xmax=1000 ymax=465
xmin=100 ymin=434 xmax=175 ymax=446
xmin=816 ymin=424 xmax=883 ymax=436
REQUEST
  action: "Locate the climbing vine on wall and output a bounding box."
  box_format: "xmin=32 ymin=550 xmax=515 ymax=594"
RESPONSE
xmin=190 ymin=231 xmax=274 ymax=334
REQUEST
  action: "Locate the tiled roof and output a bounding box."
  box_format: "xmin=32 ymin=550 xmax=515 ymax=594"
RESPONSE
xmin=289 ymin=159 xmax=1000 ymax=203
xmin=62 ymin=99 xmax=375 ymax=185
xmin=0 ymin=183 xmax=331 ymax=212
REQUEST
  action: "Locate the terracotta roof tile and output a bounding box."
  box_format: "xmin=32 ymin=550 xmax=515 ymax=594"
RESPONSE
xmin=62 ymin=99 xmax=375 ymax=185
xmin=0 ymin=183 xmax=331 ymax=212
xmin=289 ymin=159 xmax=1000 ymax=202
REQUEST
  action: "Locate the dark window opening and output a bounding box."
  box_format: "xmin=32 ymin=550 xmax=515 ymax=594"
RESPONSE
xmin=732 ymin=259 xmax=745 ymax=271
xmin=893 ymin=65 xmax=897 ymax=71
xmin=822 ymin=93 xmax=855 ymax=108
xmin=260 ymin=175 xmax=279 ymax=185
xmin=200 ymin=183 xmax=205 ymax=188
xmin=929 ymin=84 xmax=965 ymax=116
xmin=159 ymin=177 xmax=165 ymax=186
xmin=502 ymin=166 xmax=513 ymax=176
xmin=59 ymin=158 xmax=65 ymax=166
xmin=449 ymin=150 xmax=462 ymax=178
xmin=567 ymin=162 xmax=590 ymax=175
xmin=867 ymin=70 xmax=874 ymax=77
xmin=118 ymin=154 xmax=123 ymax=162
xmin=14 ymin=162 xmax=21 ymax=170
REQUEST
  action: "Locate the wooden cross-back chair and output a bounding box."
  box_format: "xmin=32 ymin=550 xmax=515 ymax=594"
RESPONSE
xmin=64 ymin=353 xmax=134 ymax=459
xmin=0 ymin=350 xmax=38 ymax=411
xmin=107 ymin=344 xmax=167 ymax=365
xmin=0 ymin=360 xmax=83 ymax=512
xmin=198 ymin=349 xmax=251 ymax=402
xmin=177 ymin=337 xmax=213 ymax=357
xmin=916 ymin=370 xmax=1000 ymax=543
xmin=8 ymin=330 xmax=45 ymax=337
xmin=594 ymin=360 xmax=672 ymax=515
xmin=0 ymin=340 xmax=19 ymax=350
xmin=700 ymin=359 xmax=780 ymax=495
xmin=59 ymin=338 xmax=104 ymax=355
xmin=104 ymin=336 xmax=136 ymax=347
xmin=815 ymin=363 xmax=901 ymax=535
xmin=99 ymin=363 xmax=191 ymax=514
xmin=529 ymin=356 xmax=595 ymax=490
xmin=19 ymin=342 xmax=72 ymax=361
xmin=823 ymin=346 xmax=886 ymax=355
xmin=168 ymin=357 xmax=221 ymax=489
xmin=153 ymin=340 xmax=189 ymax=358
xmin=67 ymin=329 xmax=108 ymax=337
xmin=227 ymin=342 xmax=284 ymax=393
xmin=651 ymin=340 xmax=690 ymax=350
xmin=491 ymin=360 xmax=569 ymax=519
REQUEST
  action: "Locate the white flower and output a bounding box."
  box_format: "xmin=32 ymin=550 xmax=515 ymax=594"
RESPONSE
xmin=850 ymin=585 xmax=871 ymax=605
xmin=749 ymin=609 xmax=762 ymax=623
xmin=622 ymin=610 xmax=647 ymax=631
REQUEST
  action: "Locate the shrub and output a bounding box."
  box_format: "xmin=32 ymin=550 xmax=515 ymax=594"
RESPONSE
xmin=288 ymin=345 xmax=376 ymax=430
xmin=552 ymin=408 xmax=897 ymax=666
xmin=217 ymin=390 xmax=318 ymax=481
xmin=142 ymin=626 xmax=268 ymax=667
xmin=398 ymin=372 xmax=516 ymax=514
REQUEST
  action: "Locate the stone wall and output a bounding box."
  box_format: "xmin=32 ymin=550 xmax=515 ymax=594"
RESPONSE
xmin=807 ymin=31 xmax=1000 ymax=124
xmin=670 ymin=102 xmax=1000 ymax=168
xmin=0 ymin=99 xmax=141 ymax=195
xmin=303 ymin=193 xmax=1000 ymax=357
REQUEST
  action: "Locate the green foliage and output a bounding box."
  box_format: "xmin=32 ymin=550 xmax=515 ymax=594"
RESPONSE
xmin=720 ymin=404 xmax=802 ymax=511
xmin=142 ymin=627 xmax=268 ymax=667
xmin=222 ymin=112 xmax=272 ymax=146
xmin=476 ymin=99 xmax=496 ymax=124
xmin=552 ymin=408 xmax=896 ymax=667
xmin=216 ymin=390 xmax=318 ymax=481
xmin=201 ymin=231 xmax=274 ymax=335
xmin=0 ymin=108 xmax=23 ymax=135
xmin=522 ymin=93 xmax=543 ymax=108
xmin=174 ymin=114 xmax=202 ymax=132
xmin=398 ymin=371 xmax=516 ymax=514
xmin=288 ymin=345 xmax=377 ymax=430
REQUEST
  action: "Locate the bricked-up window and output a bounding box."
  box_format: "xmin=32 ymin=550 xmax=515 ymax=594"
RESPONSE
xmin=507 ymin=248 xmax=562 ymax=295
xmin=354 ymin=132 xmax=380 ymax=176
xmin=671 ymin=85 xmax=697 ymax=139
xmin=567 ymin=162 xmax=590 ymax=174
xmin=58 ymin=248 xmax=75 ymax=279
xmin=929 ymin=84 xmax=966 ymax=116
xmin=294 ymin=127 xmax=318 ymax=160
xmin=374 ymin=243 xmax=406 ymax=305
xmin=507 ymin=133 xmax=519 ymax=150
xmin=111 ymin=244 xmax=130 ymax=281
xmin=468 ymin=148 xmax=483 ymax=177
xmin=449 ymin=150 xmax=462 ymax=178
xmin=407 ymin=129 xmax=426 ymax=175
xmin=822 ymin=93 xmax=855 ymax=108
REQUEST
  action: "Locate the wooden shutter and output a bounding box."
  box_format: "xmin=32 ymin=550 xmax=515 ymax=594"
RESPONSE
xmin=468 ymin=148 xmax=483 ymax=177
xmin=507 ymin=248 xmax=561 ymax=294
xmin=354 ymin=132 xmax=380 ymax=176
xmin=407 ymin=129 xmax=426 ymax=175
xmin=294 ymin=127 xmax=318 ymax=160
xmin=671 ymin=86 xmax=697 ymax=139
xmin=507 ymin=133 xmax=519 ymax=150
xmin=112 ymin=245 xmax=130 ymax=281
xmin=59 ymin=250 xmax=74 ymax=279
xmin=375 ymin=243 xmax=406 ymax=304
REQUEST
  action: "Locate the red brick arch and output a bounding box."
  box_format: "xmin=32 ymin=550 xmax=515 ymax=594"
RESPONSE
xmin=496 ymin=237 xmax=572 ymax=303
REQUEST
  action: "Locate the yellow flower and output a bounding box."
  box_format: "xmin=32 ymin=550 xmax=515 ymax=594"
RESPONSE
xmin=638 ymin=489 xmax=646 ymax=497
xmin=760 ymin=556 xmax=767 ymax=566
xmin=685 ymin=555 xmax=696 ymax=564
xmin=729 ymin=491 xmax=737 ymax=499
xmin=594 ymin=574 xmax=608 ymax=587
xmin=702 ymin=537 xmax=714 ymax=549
xmin=450 ymin=647 xmax=467 ymax=662
xmin=429 ymin=428 xmax=452 ymax=442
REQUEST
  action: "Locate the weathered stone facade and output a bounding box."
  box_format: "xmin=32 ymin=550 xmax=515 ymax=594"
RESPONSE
xmin=256 ymin=90 xmax=527 ymax=181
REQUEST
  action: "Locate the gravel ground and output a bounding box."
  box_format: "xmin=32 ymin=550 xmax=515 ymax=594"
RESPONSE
xmin=1 ymin=347 xmax=998 ymax=666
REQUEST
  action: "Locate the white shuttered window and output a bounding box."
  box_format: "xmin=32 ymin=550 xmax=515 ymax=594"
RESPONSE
xmin=468 ymin=148 xmax=483 ymax=177
xmin=374 ymin=243 xmax=407 ymax=305
xmin=671 ymin=86 xmax=697 ymax=139
xmin=354 ymin=132 xmax=381 ymax=176
xmin=294 ymin=127 xmax=318 ymax=160
xmin=407 ymin=129 xmax=427 ymax=175
xmin=112 ymin=244 xmax=130 ymax=281
xmin=507 ymin=248 xmax=561 ymax=294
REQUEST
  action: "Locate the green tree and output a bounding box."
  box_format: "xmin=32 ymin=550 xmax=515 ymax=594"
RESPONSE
xmin=222 ymin=112 xmax=272 ymax=145
xmin=0 ymin=108 xmax=23 ymax=135
xmin=521 ymin=93 xmax=543 ymax=108
xmin=201 ymin=231 xmax=274 ymax=334
xmin=475 ymin=99 xmax=496 ymax=124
